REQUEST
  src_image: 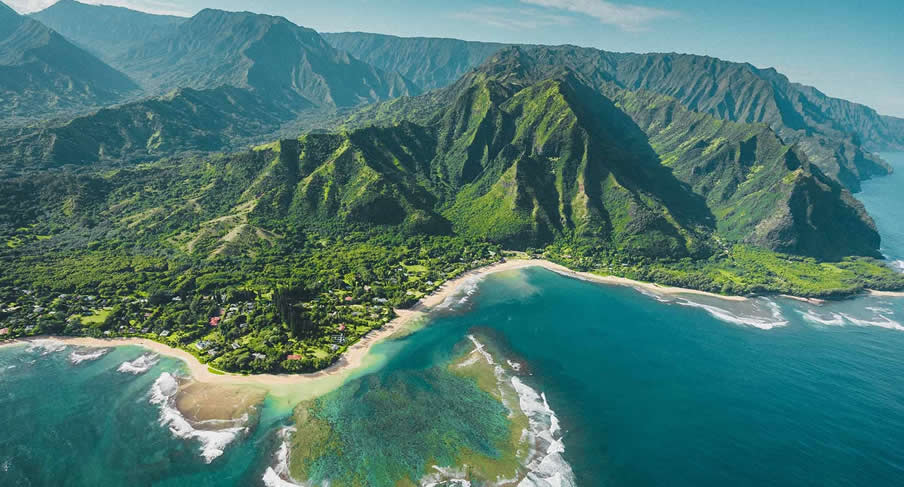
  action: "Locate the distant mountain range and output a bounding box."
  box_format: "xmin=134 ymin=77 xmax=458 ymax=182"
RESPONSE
xmin=326 ymin=32 xmax=904 ymax=191
xmin=33 ymin=3 xmax=415 ymax=106
xmin=0 ymin=0 xmax=897 ymax=263
xmin=1 ymin=2 xmax=418 ymax=167
xmin=0 ymin=1 xmax=138 ymax=121
xmin=30 ymin=0 xmax=184 ymax=60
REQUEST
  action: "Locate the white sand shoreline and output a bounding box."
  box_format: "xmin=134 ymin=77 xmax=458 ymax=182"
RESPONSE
xmin=3 ymin=258 xmax=895 ymax=387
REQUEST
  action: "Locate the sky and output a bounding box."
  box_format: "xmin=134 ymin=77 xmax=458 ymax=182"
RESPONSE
xmin=7 ymin=0 xmax=903 ymax=117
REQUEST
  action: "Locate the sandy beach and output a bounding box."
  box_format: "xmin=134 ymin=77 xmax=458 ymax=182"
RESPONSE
xmin=869 ymin=290 xmax=904 ymax=298
xmin=0 ymin=259 xmax=774 ymax=388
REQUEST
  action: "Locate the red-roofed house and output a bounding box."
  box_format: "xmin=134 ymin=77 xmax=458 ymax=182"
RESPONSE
xmin=0 ymin=327 xmax=9 ymax=335
xmin=344 ymin=296 xmax=354 ymax=302
xmin=209 ymin=316 xmax=221 ymax=327
xmin=287 ymin=354 xmax=302 ymax=361
xmin=338 ymin=324 xmax=346 ymax=332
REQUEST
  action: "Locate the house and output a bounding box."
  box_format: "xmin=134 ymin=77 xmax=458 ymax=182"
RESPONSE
xmin=0 ymin=328 xmax=9 ymax=335
xmin=338 ymin=324 xmax=346 ymax=332
xmin=159 ymin=330 xmax=170 ymax=337
xmin=287 ymin=354 xmax=302 ymax=361
xmin=171 ymin=296 xmax=182 ymax=302
xmin=207 ymin=349 xmax=219 ymax=357
xmin=194 ymin=340 xmax=211 ymax=350
xmin=252 ymin=353 xmax=266 ymax=361
xmin=344 ymin=296 xmax=354 ymax=303
xmin=209 ymin=316 xmax=221 ymax=327
xmin=231 ymin=342 xmax=241 ymax=350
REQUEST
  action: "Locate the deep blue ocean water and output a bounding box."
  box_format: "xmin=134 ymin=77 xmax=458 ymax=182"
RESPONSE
xmin=1 ymin=154 xmax=903 ymax=487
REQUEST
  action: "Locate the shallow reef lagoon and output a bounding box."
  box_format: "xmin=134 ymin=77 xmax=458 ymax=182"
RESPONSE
xmin=1 ymin=154 xmax=903 ymax=487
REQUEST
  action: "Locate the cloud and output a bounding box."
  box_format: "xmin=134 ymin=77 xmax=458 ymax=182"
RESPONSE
xmin=453 ymin=6 xmax=573 ymax=30
xmin=520 ymin=0 xmax=677 ymax=31
xmin=5 ymin=0 xmax=58 ymax=14
xmin=6 ymin=0 xmax=192 ymax=16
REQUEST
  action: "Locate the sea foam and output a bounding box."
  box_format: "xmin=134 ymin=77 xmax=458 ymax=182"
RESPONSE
xmin=69 ymin=348 xmax=109 ymax=365
xmin=438 ymin=275 xmax=484 ymax=310
xmin=150 ymin=373 xmax=247 ymax=463
xmin=676 ymin=298 xmax=788 ymax=330
xmin=839 ymin=313 xmax=904 ymax=331
xmin=25 ymin=339 xmax=67 ymax=355
xmin=117 ymin=353 xmax=159 ymax=374
xmin=798 ymin=306 xmax=903 ymax=331
xmin=798 ymin=310 xmax=846 ymax=327
xmin=262 ymin=427 xmax=306 ymax=487
xmin=892 ymin=260 xmax=904 ymax=273
xmin=511 ymin=377 xmax=576 ymax=487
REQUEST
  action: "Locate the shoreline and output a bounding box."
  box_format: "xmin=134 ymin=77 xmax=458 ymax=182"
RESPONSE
xmin=2 ymin=258 xmax=895 ymax=386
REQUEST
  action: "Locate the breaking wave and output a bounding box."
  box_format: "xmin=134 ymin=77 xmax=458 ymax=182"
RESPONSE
xmin=458 ymin=335 xmax=576 ymax=487
xmin=25 ymin=339 xmax=67 ymax=355
xmin=150 ymin=373 xmax=247 ymax=463
xmin=437 ymin=275 xmax=484 ymax=310
xmin=511 ymin=377 xmax=576 ymax=487
xmin=798 ymin=305 xmax=903 ymax=331
xmin=262 ymin=426 xmax=305 ymax=487
xmin=69 ymin=348 xmax=109 ymax=365
xmin=892 ymin=260 xmax=904 ymax=273
xmin=117 ymin=353 xmax=159 ymax=374
xmin=838 ymin=313 xmax=904 ymax=331
xmin=420 ymin=465 xmax=472 ymax=486
xmin=676 ymin=298 xmax=788 ymax=330
xmin=633 ymin=286 xmax=673 ymax=303
xmin=798 ymin=310 xmax=846 ymax=327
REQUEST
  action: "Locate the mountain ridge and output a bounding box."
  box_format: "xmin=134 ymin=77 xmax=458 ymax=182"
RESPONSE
xmin=325 ymin=33 xmax=901 ymax=189
xmin=0 ymin=0 xmax=139 ymax=121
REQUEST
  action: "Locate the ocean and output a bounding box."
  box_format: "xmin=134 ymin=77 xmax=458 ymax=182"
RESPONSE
xmin=1 ymin=153 xmax=903 ymax=486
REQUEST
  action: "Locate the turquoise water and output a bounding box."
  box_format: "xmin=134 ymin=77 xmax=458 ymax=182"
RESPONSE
xmin=0 ymin=345 xmax=290 ymax=486
xmin=1 ymin=154 xmax=903 ymax=486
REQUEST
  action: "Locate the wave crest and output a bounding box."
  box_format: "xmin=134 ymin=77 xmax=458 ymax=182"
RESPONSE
xmin=69 ymin=348 xmax=109 ymax=365
xmin=676 ymin=297 xmax=788 ymax=330
xmin=26 ymin=339 xmax=67 ymax=355
xmin=150 ymin=373 xmax=247 ymax=463
xmin=117 ymin=353 xmax=159 ymax=374
xmin=511 ymin=377 xmax=576 ymax=487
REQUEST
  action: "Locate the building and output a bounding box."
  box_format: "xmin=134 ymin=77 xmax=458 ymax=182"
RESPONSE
xmin=287 ymin=354 xmax=303 ymax=361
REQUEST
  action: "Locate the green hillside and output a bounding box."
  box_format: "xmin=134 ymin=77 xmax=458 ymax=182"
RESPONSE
xmin=327 ymin=35 xmax=901 ymax=190
xmin=2 ymin=21 xmax=902 ymax=375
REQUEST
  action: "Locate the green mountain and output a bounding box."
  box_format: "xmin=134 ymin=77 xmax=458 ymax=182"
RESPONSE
xmin=326 ymin=34 xmax=901 ymax=190
xmin=7 ymin=51 xmax=876 ymax=262
xmin=30 ymin=0 xmax=185 ymax=61
xmin=0 ymin=86 xmax=303 ymax=169
xmin=0 ymin=8 xmax=424 ymax=168
xmin=34 ymin=6 xmax=416 ymax=107
xmin=0 ymin=1 xmax=138 ymax=122
xmin=2 ymin=45 xmax=900 ymax=369
xmin=611 ymin=89 xmax=880 ymax=260
xmin=340 ymin=48 xmax=880 ymax=260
